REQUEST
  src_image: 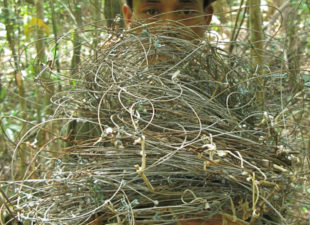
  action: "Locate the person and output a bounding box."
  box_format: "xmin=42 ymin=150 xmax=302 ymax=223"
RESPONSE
xmin=122 ymin=0 xmax=214 ymax=40
xmin=119 ymin=1 xmax=240 ymax=225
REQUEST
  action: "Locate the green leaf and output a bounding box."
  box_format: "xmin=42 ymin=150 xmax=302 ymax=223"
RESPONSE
xmin=11 ymin=111 xmax=18 ymax=116
xmin=8 ymin=124 xmax=21 ymax=131
xmin=51 ymin=74 xmax=60 ymax=81
xmin=307 ymin=187 xmax=310 ymax=194
xmin=72 ymin=80 xmax=76 ymax=87
xmin=302 ymin=74 xmax=310 ymax=82
xmin=6 ymin=128 xmax=14 ymax=141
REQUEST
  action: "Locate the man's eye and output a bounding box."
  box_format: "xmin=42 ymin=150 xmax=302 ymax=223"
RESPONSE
xmin=145 ymin=8 xmax=159 ymax=16
xmin=178 ymin=9 xmax=196 ymax=15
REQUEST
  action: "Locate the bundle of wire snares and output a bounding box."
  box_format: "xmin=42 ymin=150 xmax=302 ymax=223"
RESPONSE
xmin=9 ymin=22 xmax=300 ymax=225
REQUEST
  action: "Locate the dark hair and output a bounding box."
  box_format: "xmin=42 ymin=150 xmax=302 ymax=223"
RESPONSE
xmin=126 ymin=0 xmax=215 ymax=9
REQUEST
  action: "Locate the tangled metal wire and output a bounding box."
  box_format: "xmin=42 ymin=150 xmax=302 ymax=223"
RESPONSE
xmin=7 ymin=23 xmax=302 ymax=225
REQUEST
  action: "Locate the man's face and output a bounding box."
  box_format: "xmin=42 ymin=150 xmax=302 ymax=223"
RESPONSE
xmin=122 ymin=0 xmax=213 ymax=39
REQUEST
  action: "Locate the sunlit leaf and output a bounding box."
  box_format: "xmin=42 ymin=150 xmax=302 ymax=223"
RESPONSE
xmin=24 ymin=17 xmax=50 ymax=39
xmin=11 ymin=111 xmax=18 ymax=116
xmin=8 ymin=124 xmax=21 ymax=131
xmin=72 ymin=80 xmax=76 ymax=87
xmin=6 ymin=128 xmax=14 ymax=141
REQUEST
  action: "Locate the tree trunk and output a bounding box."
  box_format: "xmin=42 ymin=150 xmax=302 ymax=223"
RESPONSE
xmin=50 ymin=0 xmax=61 ymax=90
xmin=35 ymin=0 xmax=54 ymax=118
xmin=104 ymin=0 xmax=124 ymax=28
xmin=3 ymin=0 xmax=27 ymax=177
xmin=249 ymin=0 xmax=265 ymax=110
xmin=249 ymin=0 xmax=264 ymax=67
xmin=92 ymin=0 xmax=102 ymax=55
xmin=70 ymin=0 xmax=83 ymax=76
xmin=284 ymin=5 xmax=302 ymax=92
xmin=3 ymin=0 xmax=26 ymax=116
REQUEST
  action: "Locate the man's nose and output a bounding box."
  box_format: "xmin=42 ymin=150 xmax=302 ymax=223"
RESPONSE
xmin=160 ymin=11 xmax=177 ymax=21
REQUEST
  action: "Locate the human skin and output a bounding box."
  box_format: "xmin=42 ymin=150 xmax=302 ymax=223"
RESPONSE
xmin=122 ymin=0 xmax=214 ymax=39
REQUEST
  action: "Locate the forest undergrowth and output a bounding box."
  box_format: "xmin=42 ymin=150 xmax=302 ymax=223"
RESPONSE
xmin=0 ymin=0 xmax=309 ymax=224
